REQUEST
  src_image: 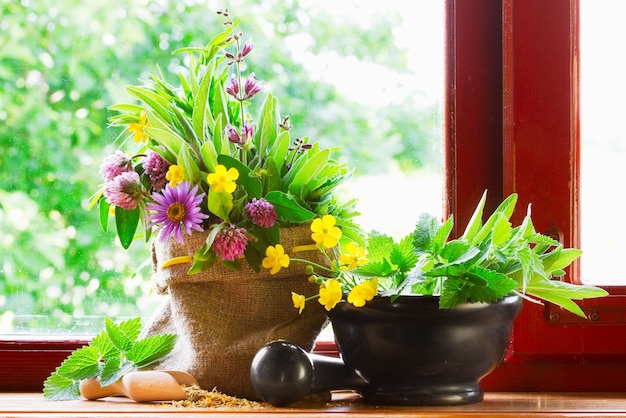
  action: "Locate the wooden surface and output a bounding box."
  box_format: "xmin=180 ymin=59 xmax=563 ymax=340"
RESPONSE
xmin=3 ymin=392 xmax=626 ymax=417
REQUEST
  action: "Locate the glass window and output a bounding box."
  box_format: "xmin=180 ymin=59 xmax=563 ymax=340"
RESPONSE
xmin=580 ymin=0 xmax=626 ymax=285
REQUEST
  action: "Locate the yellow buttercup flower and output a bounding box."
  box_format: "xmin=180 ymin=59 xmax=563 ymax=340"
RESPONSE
xmin=207 ymin=164 xmax=239 ymax=194
xmin=128 ymin=110 xmax=151 ymax=143
xmin=340 ymin=242 xmax=368 ymax=271
xmin=291 ymin=292 xmax=306 ymax=314
xmin=165 ymin=165 xmax=184 ymax=188
xmin=311 ymin=214 xmax=342 ymax=248
xmin=318 ymin=279 xmax=342 ymax=311
xmin=347 ymin=278 xmax=378 ymax=307
xmin=262 ymin=244 xmax=290 ymax=275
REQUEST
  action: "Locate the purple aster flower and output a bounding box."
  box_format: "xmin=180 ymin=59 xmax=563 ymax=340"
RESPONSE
xmin=103 ymin=171 xmax=143 ymax=210
xmin=100 ymin=151 xmax=133 ymax=182
xmin=213 ymin=224 xmax=249 ymax=261
xmin=142 ymin=150 xmax=170 ymax=192
xmin=245 ymin=198 xmax=277 ymax=228
xmin=146 ymin=181 xmax=209 ymax=243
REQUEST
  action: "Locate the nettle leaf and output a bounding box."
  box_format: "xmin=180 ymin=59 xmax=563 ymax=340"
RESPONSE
xmin=365 ymin=232 xmax=396 ymax=262
xmin=466 ymin=265 xmax=517 ymax=301
xmin=127 ymin=334 xmax=178 ymax=368
xmin=412 ymin=213 xmax=442 ymax=253
xmin=99 ymin=355 xmax=122 ymax=387
xmin=388 ymin=235 xmax=419 ymax=273
xmin=461 ymin=190 xmax=487 ymax=243
xmin=432 ymin=215 xmax=454 ymax=254
xmin=43 ymin=373 xmax=81 ymax=401
xmin=90 ymin=331 xmax=116 ymax=360
xmin=105 ymin=318 xmax=136 ymax=353
xmin=51 ymin=346 xmax=100 ymax=381
xmin=541 ymin=247 xmax=583 ymax=275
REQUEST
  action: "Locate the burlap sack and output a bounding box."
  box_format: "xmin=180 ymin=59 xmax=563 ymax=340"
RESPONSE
xmin=140 ymin=225 xmax=328 ymax=400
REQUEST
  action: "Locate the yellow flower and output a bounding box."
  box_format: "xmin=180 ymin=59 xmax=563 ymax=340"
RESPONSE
xmin=347 ymin=278 xmax=378 ymax=308
xmin=311 ymin=215 xmax=342 ymax=248
xmin=128 ymin=110 xmax=151 ymax=143
xmin=262 ymin=244 xmax=290 ymax=275
xmin=207 ymin=164 xmax=239 ymax=193
xmin=165 ymin=165 xmax=184 ymax=188
xmin=340 ymin=242 xmax=368 ymax=271
xmin=291 ymin=293 xmax=306 ymax=314
xmin=318 ymin=279 xmax=342 ymax=311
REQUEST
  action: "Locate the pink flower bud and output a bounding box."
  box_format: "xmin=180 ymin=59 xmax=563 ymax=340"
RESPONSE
xmin=241 ymin=40 xmax=255 ymax=58
xmin=225 ymin=123 xmax=242 ymax=144
xmin=243 ymin=73 xmax=264 ymax=100
xmin=225 ymin=75 xmax=239 ymax=98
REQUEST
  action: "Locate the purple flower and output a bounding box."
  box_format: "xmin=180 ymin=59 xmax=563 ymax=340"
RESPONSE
xmin=225 ymin=75 xmax=239 ymax=99
xmin=103 ymin=171 xmax=143 ymax=210
xmin=146 ymin=181 xmax=209 ymax=243
xmin=243 ymin=73 xmax=264 ymax=100
xmin=143 ymin=151 xmax=170 ymax=192
xmin=242 ymin=120 xmax=254 ymax=144
xmin=241 ymin=39 xmax=255 ymax=58
xmin=213 ymin=224 xmax=249 ymax=261
xmin=225 ymin=123 xmax=241 ymax=144
xmin=100 ymin=151 xmax=133 ymax=182
xmin=245 ymin=198 xmax=277 ymax=228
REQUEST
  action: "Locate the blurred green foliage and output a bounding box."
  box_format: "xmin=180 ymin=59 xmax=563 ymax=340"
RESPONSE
xmin=0 ymin=0 xmax=441 ymax=333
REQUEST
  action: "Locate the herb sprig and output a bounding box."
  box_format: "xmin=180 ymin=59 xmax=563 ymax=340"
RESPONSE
xmin=43 ymin=317 xmax=176 ymax=401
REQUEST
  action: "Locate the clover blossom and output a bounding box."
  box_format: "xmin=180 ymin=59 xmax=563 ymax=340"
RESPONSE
xmin=245 ymin=198 xmax=277 ymax=228
xmin=146 ymin=181 xmax=208 ymax=244
xmin=213 ymin=224 xmax=249 ymax=261
xmin=143 ymin=151 xmax=170 ymax=192
xmin=103 ymin=171 xmax=144 ymax=210
xmin=99 ymin=151 xmax=133 ymax=182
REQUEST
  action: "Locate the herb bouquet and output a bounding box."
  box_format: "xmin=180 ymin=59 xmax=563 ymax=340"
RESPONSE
xmin=93 ymin=10 xmax=359 ymax=399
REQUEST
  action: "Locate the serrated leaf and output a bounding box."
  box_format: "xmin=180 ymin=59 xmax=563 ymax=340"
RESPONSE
xmin=99 ymin=355 xmax=121 ymax=387
xmin=43 ymin=373 xmax=81 ymax=401
xmin=90 ymin=331 xmax=116 ymax=360
xmin=105 ymin=318 xmax=135 ymax=353
xmin=118 ymin=317 xmax=142 ymax=342
xmin=412 ymin=213 xmax=441 ymax=253
xmin=53 ymin=345 xmax=100 ymax=381
xmin=126 ymin=334 xmax=177 ymax=368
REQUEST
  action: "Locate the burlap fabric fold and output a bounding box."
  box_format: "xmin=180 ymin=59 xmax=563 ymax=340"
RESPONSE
xmin=140 ymin=225 xmax=328 ymax=400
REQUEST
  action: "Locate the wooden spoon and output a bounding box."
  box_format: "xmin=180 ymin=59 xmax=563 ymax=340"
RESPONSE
xmin=80 ymin=370 xmax=198 ymax=402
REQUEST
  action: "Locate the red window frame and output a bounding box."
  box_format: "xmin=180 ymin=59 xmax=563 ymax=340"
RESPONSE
xmin=3 ymin=0 xmax=626 ymax=393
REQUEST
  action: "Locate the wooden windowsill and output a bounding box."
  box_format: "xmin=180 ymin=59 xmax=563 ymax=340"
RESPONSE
xmin=3 ymin=392 xmax=626 ymax=417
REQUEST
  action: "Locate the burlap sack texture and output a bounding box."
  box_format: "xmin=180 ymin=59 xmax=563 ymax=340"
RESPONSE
xmin=140 ymin=224 xmax=329 ymax=400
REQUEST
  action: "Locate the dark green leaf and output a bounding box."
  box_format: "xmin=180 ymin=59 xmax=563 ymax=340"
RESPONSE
xmin=115 ymin=206 xmax=140 ymax=250
xmin=265 ymin=190 xmax=316 ymax=222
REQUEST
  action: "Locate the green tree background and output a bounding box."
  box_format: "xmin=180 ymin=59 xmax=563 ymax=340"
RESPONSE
xmin=0 ymin=0 xmax=441 ymax=333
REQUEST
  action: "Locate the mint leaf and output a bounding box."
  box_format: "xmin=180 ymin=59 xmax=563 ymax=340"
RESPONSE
xmin=411 ymin=213 xmax=440 ymax=253
xmin=44 ymin=317 xmax=177 ymax=401
xmin=127 ymin=334 xmax=177 ymax=368
xmin=105 ymin=318 xmax=135 ymax=352
xmin=43 ymin=373 xmax=81 ymax=401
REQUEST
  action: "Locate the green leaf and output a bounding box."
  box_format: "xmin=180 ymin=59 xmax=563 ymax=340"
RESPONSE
xmin=412 ymin=213 xmax=441 ymax=253
xmin=192 ymin=60 xmax=213 ymax=141
xmin=541 ymin=248 xmax=583 ymax=275
xmin=105 ymin=317 xmax=135 ymax=353
xmin=99 ymin=355 xmax=123 ymax=387
xmin=177 ymin=143 xmax=202 ymax=183
xmin=253 ymin=93 xmax=279 ymax=160
xmin=265 ymin=190 xmax=316 ymax=223
xmin=201 ymin=140 xmax=219 ymax=173
xmin=432 ymin=215 xmax=454 ymax=254
xmin=50 ymin=346 xmax=100 ymax=381
xmin=208 ymin=190 xmax=233 ymax=220
xmin=43 ymin=373 xmax=81 ymax=401
xmin=143 ymin=126 xmax=184 ymax=157
xmin=126 ymin=334 xmax=177 ymax=368
xmin=461 ymin=190 xmax=487 ymax=243
xmin=99 ymin=198 xmax=109 ymax=233
xmin=115 ymin=206 xmax=140 ymax=250
xmin=287 ymin=148 xmax=330 ymax=195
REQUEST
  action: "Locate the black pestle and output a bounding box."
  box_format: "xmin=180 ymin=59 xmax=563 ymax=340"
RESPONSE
xmin=250 ymin=340 xmax=366 ymax=406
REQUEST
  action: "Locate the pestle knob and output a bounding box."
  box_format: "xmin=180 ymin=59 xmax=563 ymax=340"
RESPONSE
xmin=250 ymin=340 xmax=365 ymax=406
